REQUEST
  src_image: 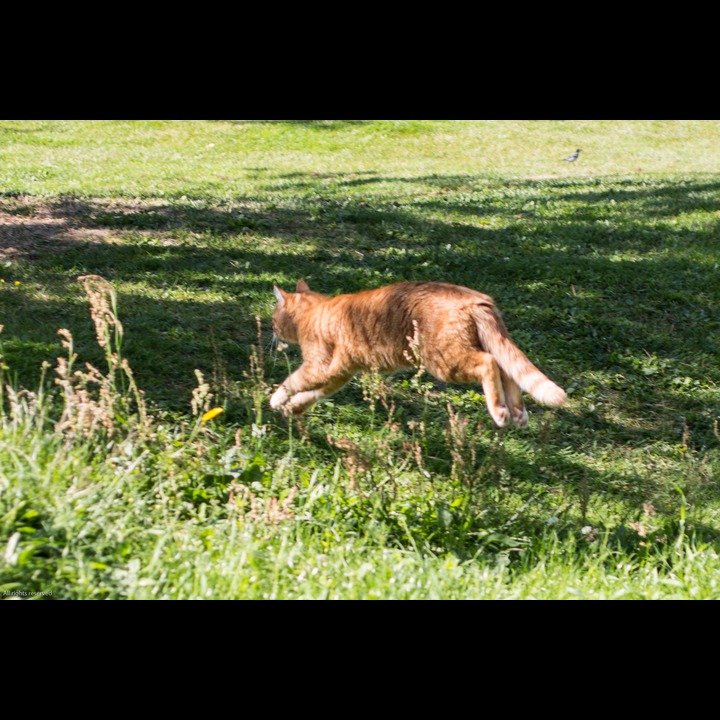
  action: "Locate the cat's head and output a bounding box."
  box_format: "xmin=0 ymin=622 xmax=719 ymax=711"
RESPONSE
xmin=272 ymin=279 xmax=324 ymax=343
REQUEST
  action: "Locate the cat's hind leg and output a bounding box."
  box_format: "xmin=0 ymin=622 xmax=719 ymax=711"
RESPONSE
xmin=437 ymin=350 xmax=510 ymax=428
xmin=501 ymin=370 xmax=528 ymax=427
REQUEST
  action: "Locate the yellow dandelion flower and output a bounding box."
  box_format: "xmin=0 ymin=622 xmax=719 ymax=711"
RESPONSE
xmin=14 ymin=281 xmax=20 ymax=286
xmin=202 ymin=407 xmax=224 ymax=423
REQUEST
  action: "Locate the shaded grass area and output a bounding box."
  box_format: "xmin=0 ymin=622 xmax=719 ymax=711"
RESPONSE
xmin=2 ymin=175 xmax=718 ymax=424
xmin=3 ymin=179 xmax=718 ymax=484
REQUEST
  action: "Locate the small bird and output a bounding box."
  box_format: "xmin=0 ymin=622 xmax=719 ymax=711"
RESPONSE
xmin=563 ymin=149 xmax=581 ymax=162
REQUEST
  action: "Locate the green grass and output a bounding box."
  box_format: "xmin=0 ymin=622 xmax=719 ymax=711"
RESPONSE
xmin=1 ymin=120 xmax=719 ymax=599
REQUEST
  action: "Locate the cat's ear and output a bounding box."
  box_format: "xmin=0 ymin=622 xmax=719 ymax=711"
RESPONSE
xmin=273 ymin=285 xmax=287 ymax=308
xmin=296 ymin=279 xmax=311 ymax=293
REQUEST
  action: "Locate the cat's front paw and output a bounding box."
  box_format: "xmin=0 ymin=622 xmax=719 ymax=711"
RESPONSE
xmin=282 ymin=402 xmax=308 ymax=417
xmin=270 ymin=385 xmax=289 ymax=410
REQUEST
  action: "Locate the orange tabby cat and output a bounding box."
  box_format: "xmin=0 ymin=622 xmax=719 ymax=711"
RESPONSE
xmin=270 ymin=280 xmax=566 ymax=427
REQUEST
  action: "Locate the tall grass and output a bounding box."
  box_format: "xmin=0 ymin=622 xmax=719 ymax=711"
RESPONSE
xmin=1 ymin=274 xmax=718 ymax=599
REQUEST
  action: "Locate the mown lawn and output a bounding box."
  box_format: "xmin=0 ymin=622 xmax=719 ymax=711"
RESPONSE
xmin=1 ymin=120 xmax=719 ymax=599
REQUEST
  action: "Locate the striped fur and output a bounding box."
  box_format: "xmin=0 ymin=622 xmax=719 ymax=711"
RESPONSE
xmin=472 ymin=304 xmax=567 ymax=407
xmin=270 ymin=280 xmax=566 ymax=428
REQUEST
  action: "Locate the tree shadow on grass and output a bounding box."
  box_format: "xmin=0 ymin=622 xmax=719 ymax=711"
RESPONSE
xmin=302 ymin=402 xmax=720 ymax=564
xmin=0 ymin=126 xmax=44 ymax=134
xmin=2 ymin=178 xmax=719 ymax=560
xmin=227 ymin=120 xmax=372 ymax=131
xmin=1 ymin=175 xmax=718 ymax=444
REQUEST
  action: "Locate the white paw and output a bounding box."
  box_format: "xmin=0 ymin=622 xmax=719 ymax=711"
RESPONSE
xmin=283 ymin=401 xmax=308 ymax=417
xmin=511 ymin=407 xmax=529 ymax=427
xmin=270 ymin=385 xmax=289 ymax=410
xmin=490 ymin=404 xmax=510 ymax=428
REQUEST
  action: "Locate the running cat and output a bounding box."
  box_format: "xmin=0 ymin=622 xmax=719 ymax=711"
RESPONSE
xmin=269 ymin=279 xmax=566 ymax=427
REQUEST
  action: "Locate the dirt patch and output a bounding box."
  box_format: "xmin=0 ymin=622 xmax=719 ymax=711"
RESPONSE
xmin=0 ymin=196 xmax=278 ymax=259
xmin=0 ymin=197 xmax=171 ymax=259
xmin=1 ymin=198 xmax=70 ymax=258
xmin=1 ymin=197 xmax=108 ymax=258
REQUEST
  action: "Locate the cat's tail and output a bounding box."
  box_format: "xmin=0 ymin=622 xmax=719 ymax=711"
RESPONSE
xmin=472 ymin=303 xmax=567 ymax=407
